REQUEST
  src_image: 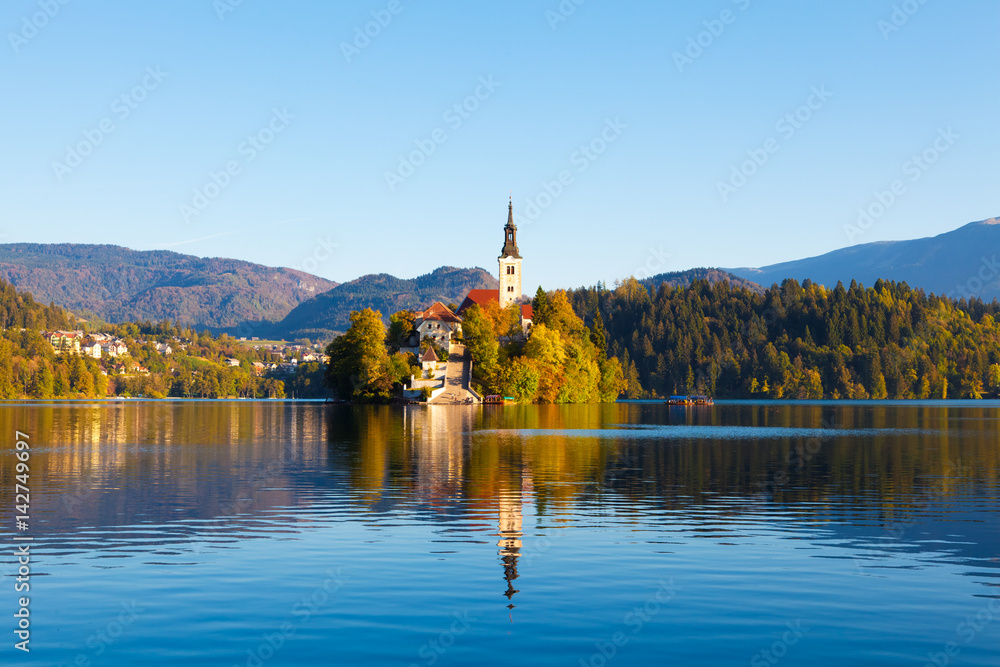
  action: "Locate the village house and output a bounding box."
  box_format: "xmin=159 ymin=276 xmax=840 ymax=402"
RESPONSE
xmin=154 ymin=342 xmax=173 ymax=355
xmin=44 ymin=331 xmax=83 ymax=355
xmin=100 ymin=340 xmax=128 ymax=358
xmin=415 ymin=302 xmax=463 ymax=347
xmin=81 ymin=339 xmax=102 ymax=359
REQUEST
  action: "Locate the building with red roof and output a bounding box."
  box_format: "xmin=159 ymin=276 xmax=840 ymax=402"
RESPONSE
xmin=415 ymin=301 xmax=462 ymax=347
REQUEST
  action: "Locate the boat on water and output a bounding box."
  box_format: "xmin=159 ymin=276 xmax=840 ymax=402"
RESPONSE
xmin=666 ymin=394 xmax=713 ymax=405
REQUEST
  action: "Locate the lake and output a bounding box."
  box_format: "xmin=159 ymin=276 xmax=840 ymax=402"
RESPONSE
xmin=1 ymin=400 xmax=998 ymax=666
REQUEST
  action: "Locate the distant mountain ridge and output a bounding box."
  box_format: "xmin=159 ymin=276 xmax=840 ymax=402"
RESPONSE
xmin=0 ymin=244 xmax=337 ymax=329
xmin=639 ymin=268 xmax=763 ymax=293
xmin=270 ymin=266 xmax=499 ymax=340
xmin=725 ymin=217 xmax=1000 ymax=301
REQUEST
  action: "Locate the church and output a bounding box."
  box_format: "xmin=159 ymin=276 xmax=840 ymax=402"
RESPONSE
xmin=410 ymin=201 xmax=533 ymax=351
xmin=456 ymin=200 xmax=533 ymax=331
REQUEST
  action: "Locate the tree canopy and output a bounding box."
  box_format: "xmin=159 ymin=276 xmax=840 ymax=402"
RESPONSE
xmin=325 ymin=308 xmax=412 ymax=400
xmin=566 ymin=277 xmax=1000 ymax=400
xmin=464 ymin=290 xmax=626 ymax=403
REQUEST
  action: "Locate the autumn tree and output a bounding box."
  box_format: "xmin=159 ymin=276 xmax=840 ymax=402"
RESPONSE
xmin=325 ymin=308 xmax=407 ymax=400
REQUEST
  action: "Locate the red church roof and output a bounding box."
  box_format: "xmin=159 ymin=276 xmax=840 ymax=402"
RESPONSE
xmin=456 ymin=290 xmax=533 ymax=321
xmin=456 ymin=289 xmax=499 ymax=315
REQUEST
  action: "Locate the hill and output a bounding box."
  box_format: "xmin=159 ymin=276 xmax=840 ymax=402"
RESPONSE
xmin=725 ymin=217 xmax=1000 ymax=301
xmin=640 ymin=268 xmax=763 ymax=293
xmin=0 ymin=274 xmax=287 ymax=400
xmin=0 ymin=244 xmax=337 ymax=329
xmin=568 ymin=277 xmax=1000 ymax=400
xmin=272 ymin=266 xmax=498 ymax=341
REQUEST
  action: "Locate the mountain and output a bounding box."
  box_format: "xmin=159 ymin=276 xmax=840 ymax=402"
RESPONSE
xmin=0 ymin=244 xmax=337 ymax=329
xmin=271 ymin=266 xmax=499 ymax=341
xmin=726 ymin=217 xmax=1000 ymax=301
xmin=640 ymin=268 xmax=763 ymax=293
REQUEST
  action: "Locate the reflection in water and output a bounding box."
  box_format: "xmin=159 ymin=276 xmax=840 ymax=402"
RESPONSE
xmin=3 ymin=401 xmax=999 ymax=570
xmin=498 ymin=485 xmax=524 ymax=605
xmin=1 ymin=400 xmax=999 ymax=666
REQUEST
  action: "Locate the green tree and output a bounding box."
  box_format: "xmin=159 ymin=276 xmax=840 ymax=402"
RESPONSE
xmin=462 ymin=305 xmax=500 ymax=387
xmin=590 ymin=309 xmax=608 ymax=359
xmin=500 ymin=302 xmax=524 ymax=339
xmin=532 ymin=287 xmax=550 ymax=326
xmin=523 ymin=324 xmax=566 ymax=402
xmin=495 ymin=357 xmax=541 ymax=403
xmin=624 ymin=358 xmax=644 ymax=399
xmin=30 ymin=364 xmax=54 ymax=399
xmin=325 ymin=308 xmax=402 ymax=400
xmin=387 ymin=310 xmax=416 ymax=350
xmin=987 ymin=364 xmax=1000 ymax=396
xmin=69 ymin=355 xmax=94 ymax=396
xmin=598 ymin=356 xmax=626 ymax=401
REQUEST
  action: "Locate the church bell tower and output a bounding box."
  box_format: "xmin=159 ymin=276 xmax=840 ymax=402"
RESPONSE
xmin=498 ymin=199 xmax=522 ymax=309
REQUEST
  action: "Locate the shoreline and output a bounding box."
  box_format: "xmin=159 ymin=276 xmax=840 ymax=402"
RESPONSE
xmin=1 ymin=398 xmax=999 ymax=406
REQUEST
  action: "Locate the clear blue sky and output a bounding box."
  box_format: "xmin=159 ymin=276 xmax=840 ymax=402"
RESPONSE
xmin=2 ymin=1 xmax=997 ymax=292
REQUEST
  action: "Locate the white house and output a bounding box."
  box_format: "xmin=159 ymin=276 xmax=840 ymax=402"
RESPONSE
xmin=100 ymin=340 xmax=128 ymax=358
xmin=414 ymin=302 xmax=462 ymax=347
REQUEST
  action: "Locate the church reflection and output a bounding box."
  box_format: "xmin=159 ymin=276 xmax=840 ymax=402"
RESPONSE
xmin=399 ymin=405 xmax=535 ymax=605
xmin=498 ymin=486 xmax=524 ymax=606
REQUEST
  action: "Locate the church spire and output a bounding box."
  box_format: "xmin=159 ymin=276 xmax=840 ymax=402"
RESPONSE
xmin=500 ymin=199 xmax=521 ymax=259
xmin=498 ymin=198 xmax=523 ymax=309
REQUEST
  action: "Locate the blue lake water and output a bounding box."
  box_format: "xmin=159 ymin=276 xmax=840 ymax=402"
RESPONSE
xmin=1 ymin=400 xmax=998 ymax=666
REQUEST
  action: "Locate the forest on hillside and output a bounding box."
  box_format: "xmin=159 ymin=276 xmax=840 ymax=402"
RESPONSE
xmin=567 ymin=277 xmax=1000 ymax=400
xmin=0 ymin=277 xmax=287 ymax=399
